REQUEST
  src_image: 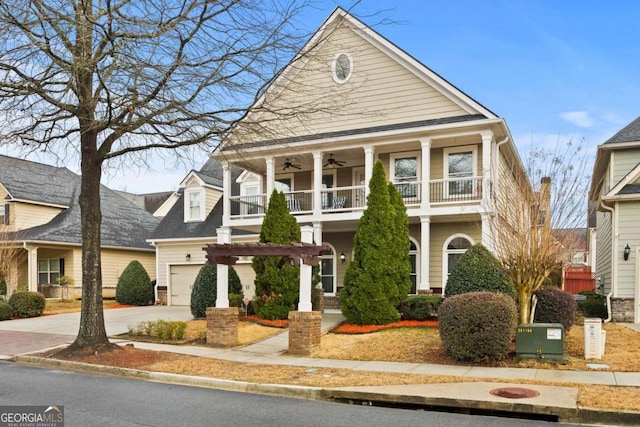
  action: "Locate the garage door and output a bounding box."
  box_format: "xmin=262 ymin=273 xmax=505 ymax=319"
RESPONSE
xmin=169 ymin=264 xmax=201 ymax=306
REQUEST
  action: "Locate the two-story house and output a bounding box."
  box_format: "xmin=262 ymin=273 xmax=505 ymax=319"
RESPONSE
xmin=590 ymin=116 xmax=640 ymax=323
xmin=0 ymin=155 xmax=159 ymax=298
xmin=194 ymin=7 xmax=529 ymax=308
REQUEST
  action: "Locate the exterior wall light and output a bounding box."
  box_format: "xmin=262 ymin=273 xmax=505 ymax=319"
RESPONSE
xmin=340 ymin=252 xmax=346 ymax=264
xmin=624 ymin=244 xmax=630 ymax=261
xmin=186 ymin=253 xmax=191 ymax=262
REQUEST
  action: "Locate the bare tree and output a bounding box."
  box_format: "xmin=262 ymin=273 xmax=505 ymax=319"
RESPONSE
xmin=491 ymin=139 xmax=590 ymax=323
xmin=0 ymin=0 xmax=351 ymax=353
xmin=0 ymin=228 xmax=23 ymax=296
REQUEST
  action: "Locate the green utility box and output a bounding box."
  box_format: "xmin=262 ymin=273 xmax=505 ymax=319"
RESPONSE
xmin=515 ymin=323 xmax=565 ymax=360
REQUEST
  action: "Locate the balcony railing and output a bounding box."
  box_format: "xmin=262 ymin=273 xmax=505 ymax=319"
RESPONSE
xmin=429 ymin=176 xmax=482 ymax=203
xmin=228 ymin=178 xmax=483 ymax=219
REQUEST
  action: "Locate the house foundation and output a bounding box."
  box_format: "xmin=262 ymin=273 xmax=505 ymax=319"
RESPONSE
xmin=288 ymin=310 xmax=322 ymax=355
xmin=611 ymin=298 xmax=634 ymax=322
xmin=206 ymin=307 xmax=239 ymax=347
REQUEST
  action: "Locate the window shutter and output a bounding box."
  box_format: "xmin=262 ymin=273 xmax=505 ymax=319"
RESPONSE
xmin=4 ymin=204 xmax=9 ymax=225
xmin=60 ymin=258 xmax=65 ymax=276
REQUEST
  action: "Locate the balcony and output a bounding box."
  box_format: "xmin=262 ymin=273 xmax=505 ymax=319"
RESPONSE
xmin=228 ymin=177 xmax=483 ymax=219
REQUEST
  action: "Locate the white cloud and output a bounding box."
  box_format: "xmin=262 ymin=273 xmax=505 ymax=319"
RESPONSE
xmin=560 ymin=111 xmax=595 ymax=128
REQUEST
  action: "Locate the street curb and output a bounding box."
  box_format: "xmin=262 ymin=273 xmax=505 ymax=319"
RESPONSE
xmin=13 ymin=356 xmax=640 ymax=425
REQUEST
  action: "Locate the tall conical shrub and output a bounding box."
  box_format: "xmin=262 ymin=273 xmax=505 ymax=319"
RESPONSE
xmin=190 ymin=261 xmax=242 ymax=318
xmin=340 ymin=161 xmax=400 ymax=324
xmin=388 ymin=182 xmax=412 ymax=305
xmin=115 ymin=260 xmax=153 ymax=306
xmin=252 ymin=190 xmax=301 ymax=319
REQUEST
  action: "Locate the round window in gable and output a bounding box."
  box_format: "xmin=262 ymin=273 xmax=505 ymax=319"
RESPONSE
xmin=332 ymin=53 xmax=352 ymax=83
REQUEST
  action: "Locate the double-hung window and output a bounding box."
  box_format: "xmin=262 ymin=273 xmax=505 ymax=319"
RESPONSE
xmin=184 ymin=188 xmax=205 ymax=222
xmin=38 ymin=258 xmax=62 ymax=284
xmin=444 ymin=146 xmax=476 ymax=198
xmin=390 ymin=152 xmax=420 ymax=201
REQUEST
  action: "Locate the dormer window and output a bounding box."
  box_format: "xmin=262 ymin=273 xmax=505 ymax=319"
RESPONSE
xmin=184 ymin=188 xmax=205 ymax=222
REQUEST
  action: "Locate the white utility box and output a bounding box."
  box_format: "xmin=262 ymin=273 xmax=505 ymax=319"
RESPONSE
xmin=584 ymin=318 xmax=604 ymax=359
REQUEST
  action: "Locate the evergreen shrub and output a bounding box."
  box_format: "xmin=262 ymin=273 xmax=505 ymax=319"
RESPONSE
xmin=444 ymin=244 xmax=516 ymax=300
xmin=577 ymin=290 xmax=608 ymax=319
xmin=438 ymin=291 xmax=517 ymax=362
xmin=190 ymin=261 xmax=242 ymax=318
xmin=0 ymin=300 xmax=13 ymax=320
xmin=8 ymin=291 xmax=46 ymax=318
xmin=533 ymin=286 xmax=577 ymax=331
xmin=398 ymin=295 xmax=442 ymax=320
xmin=115 ymin=260 xmax=153 ymax=306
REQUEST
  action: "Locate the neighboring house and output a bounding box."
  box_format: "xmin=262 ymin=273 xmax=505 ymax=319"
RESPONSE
xmin=590 ymin=115 xmax=640 ymax=323
xmin=205 ymin=7 xmax=529 ymax=307
xmin=147 ymin=159 xmax=257 ymax=305
xmin=0 ymin=155 xmax=159 ymax=298
xmin=115 ymin=190 xmax=176 ymax=217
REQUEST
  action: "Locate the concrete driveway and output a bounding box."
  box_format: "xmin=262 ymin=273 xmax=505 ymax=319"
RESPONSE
xmin=0 ymin=305 xmax=192 ymax=357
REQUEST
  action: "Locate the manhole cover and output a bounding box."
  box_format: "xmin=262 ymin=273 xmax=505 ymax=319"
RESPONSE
xmin=490 ymin=387 xmax=540 ymax=399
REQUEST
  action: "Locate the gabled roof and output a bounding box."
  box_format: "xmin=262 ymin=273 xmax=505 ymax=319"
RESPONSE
xmin=603 ymin=116 xmax=640 ymax=145
xmin=589 ymin=116 xmax=640 ymax=200
xmin=0 ymin=156 xmax=160 ymax=250
xmin=179 ymin=158 xmax=224 ymax=188
xmin=0 ymin=155 xmax=77 ymax=207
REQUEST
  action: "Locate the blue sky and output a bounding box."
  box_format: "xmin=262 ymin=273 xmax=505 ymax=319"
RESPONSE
xmin=9 ymin=1 xmax=640 ymax=193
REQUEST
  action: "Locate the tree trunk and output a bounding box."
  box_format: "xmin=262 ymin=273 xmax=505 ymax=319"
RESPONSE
xmin=65 ymin=132 xmax=112 ymax=353
xmin=518 ymin=287 xmax=531 ymax=324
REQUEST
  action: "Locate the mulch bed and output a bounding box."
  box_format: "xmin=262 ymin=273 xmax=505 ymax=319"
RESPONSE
xmin=240 ymin=314 xmax=288 ymax=328
xmin=333 ymin=319 xmax=438 ymax=334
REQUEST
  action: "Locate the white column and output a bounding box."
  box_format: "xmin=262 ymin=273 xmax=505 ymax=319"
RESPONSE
xmin=222 ymin=161 xmax=231 ymax=225
xmin=482 ymin=213 xmax=494 ymax=253
xmin=420 ymin=139 xmax=431 ymax=210
xmin=313 ymin=152 xmax=323 ymax=216
xmin=26 ymin=246 xmax=38 ymax=292
xmin=312 ymin=222 xmax=323 ymax=288
xmin=363 ymin=145 xmax=374 ymax=198
xmin=481 ymin=132 xmax=493 ymax=209
xmin=265 ymin=157 xmax=275 ymax=205
xmin=215 ymin=227 xmax=230 ymax=308
xmin=419 ymin=216 xmax=430 ymax=291
xmin=298 ymin=226 xmax=314 ymax=312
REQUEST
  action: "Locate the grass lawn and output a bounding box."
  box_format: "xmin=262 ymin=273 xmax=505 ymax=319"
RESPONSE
xmin=43 ymin=299 xmax=122 ymax=315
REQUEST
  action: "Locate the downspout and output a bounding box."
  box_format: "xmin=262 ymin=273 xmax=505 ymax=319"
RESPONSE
xmin=149 ymin=241 xmax=159 ymax=304
xmin=492 ymin=137 xmax=509 ymax=206
xmin=599 ymin=200 xmax=614 ymax=323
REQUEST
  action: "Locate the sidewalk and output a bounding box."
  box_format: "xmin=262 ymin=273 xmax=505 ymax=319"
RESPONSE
xmin=4 ymin=308 xmax=640 ymax=424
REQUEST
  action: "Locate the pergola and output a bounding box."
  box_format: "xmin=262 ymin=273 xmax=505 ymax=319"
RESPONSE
xmin=203 ymin=242 xmax=327 ymax=267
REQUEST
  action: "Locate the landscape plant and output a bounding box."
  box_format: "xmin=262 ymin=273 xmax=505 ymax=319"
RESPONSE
xmin=438 ymin=291 xmax=517 ymax=362
xmin=8 ymin=291 xmax=46 ymax=318
xmin=533 ymin=286 xmax=577 ymax=331
xmin=115 ymin=261 xmax=153 ymax=306
xmin=578 ymin=290 xmax=608 ymax=319
xmin=0 ymin=300 xmax=12 ymax=320
xmin=387 ymin=182 xmax=412 ymax=306
xmin=397 ymin=295 xmax=442 ymax=321
xmin=444 ymin=244 xmax=516 ymax=300
xmin=340 ymin=161 xmax=407 ymax=325
xmin=190 ymin=261 xmax=242 ymax=318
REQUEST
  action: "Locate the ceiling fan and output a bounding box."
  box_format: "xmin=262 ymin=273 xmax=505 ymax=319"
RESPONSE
xmin=324 ymin=154 xmax=346 ymax=168
xmin=282 ymin=158 xmax=301 ymax=170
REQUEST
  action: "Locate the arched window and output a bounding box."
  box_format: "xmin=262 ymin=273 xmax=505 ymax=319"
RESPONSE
xmin=443 ymin=235 xmax=473 ymax=291
xmin=320 ymin=244 xmax=336 ymax=295
xmin=409 ymin=239 xmax=419 ymax=294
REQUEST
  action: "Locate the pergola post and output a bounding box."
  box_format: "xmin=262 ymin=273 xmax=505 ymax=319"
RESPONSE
xmin=206 ymin=227 xmax=238 ymax=347
xmin=298 ymin=226 xmax=313 ymax=312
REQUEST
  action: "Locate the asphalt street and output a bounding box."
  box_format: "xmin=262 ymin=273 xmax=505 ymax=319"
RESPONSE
xmin=0 ymin=362 xmax=591 ymax=427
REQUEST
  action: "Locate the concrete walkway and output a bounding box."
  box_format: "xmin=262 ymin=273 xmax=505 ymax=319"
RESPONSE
xmin=3 ymin=307 xmax=640 ymax=424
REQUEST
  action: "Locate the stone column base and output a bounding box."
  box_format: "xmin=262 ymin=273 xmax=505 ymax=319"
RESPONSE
xmin=206 ymin=307 xmax=239 ymax=347
xmin=288 ymin=310 xmax=322 ymax=355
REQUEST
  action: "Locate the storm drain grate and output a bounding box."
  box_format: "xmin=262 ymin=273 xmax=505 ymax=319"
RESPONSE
xmin=490 ymin=387 xmax=540 ymax=399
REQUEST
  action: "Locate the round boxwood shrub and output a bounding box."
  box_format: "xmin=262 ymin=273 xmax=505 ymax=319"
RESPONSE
xmin=8 ymin=291 xmax=46 ymax=318
xmin=438 ymin=291 xmax=517 ymax=362
xmin=115 ymin=260 xmax=153 ymax=306
xmin=190 ymin=261 xmax=242 ymax=318
xmin=578 ymin=290 xmax=608 ymax=319
xmin=533 ymin=286 xmax=577 ymax=331
xmin=398 ymin=295 xmax=442 ymax=321
xmin=0 ymin=300 xmax=13 ymax=320
xmin=444 ymin=244 xmax=516 ymax=301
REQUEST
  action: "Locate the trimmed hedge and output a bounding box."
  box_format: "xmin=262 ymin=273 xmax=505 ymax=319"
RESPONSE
xmin=438 ymin=291 xmax=517 ymax=362
xmin=8 ymin=291 xmax=46 ymax=318
xmin=116 ymin=260 xmax=153 ymax=306
xmin=578 ymin=291 xmax=608 ymax=319
xmin=398 ymin=295 xmax=442 ymax=321
xmin=190 ymin=261 xmax=242 ymax=318
xmin=444 ymin=244 xmax=516 ymax=301
xmin=533 ymin=286 xmax=577 ymax=331
xmin=0 ymin=300 xmax=13 ymax=320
